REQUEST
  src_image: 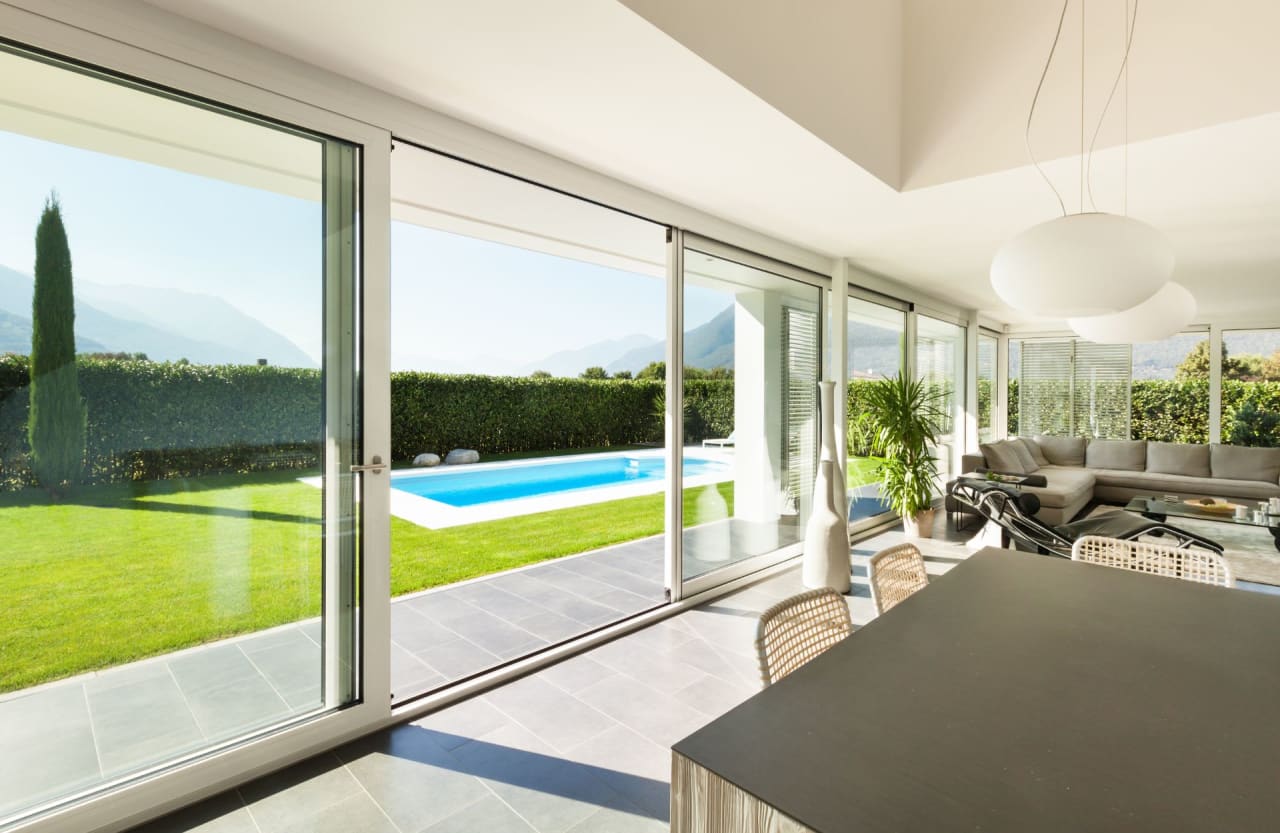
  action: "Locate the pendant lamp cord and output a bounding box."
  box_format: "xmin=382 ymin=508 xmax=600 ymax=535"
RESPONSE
xmin=1027 ymin=0 xmax=1072 ymax=217
xmin=1086 ymin=0 xmax=1140 ymax=212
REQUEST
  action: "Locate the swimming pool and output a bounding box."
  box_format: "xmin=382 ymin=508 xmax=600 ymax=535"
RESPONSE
xmin=392 ymin=454 xmax=728 ymax=507
xmin=382 ymin=450 xmax=732 ymax=529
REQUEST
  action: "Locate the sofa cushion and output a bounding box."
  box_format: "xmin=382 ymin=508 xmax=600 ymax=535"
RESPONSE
xmin=1016 ymin=437 xmax=1050 ymax=467
xmin=1034 ymin=435 xmax=1087 ymax=467
xmin=1146 ymin=442 xmax=1211 ymax=478
xmin=1086 ymin=439 xmax=1146 ymax=472
xmin=1020 ymin=465 xmax=1096 ymax=509
xmin=1007 ymin=440 xmax=1041 ymax=473
xmin=979 ymin=440 xmax=1027 ymax=475
xmin=1092 ymin=468 xmax=1280 ymax=501
xmin=1211 ymin=444 xmax=1280 ymax=484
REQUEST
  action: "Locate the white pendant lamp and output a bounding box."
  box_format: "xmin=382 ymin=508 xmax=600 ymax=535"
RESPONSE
xmin=1068 ymin=281 xmax=1196 ymax=343
xmin=991 ymin=212 xmax=1173 ymax=317
xmin=990 ymin=0 xmax=1178 ymax=320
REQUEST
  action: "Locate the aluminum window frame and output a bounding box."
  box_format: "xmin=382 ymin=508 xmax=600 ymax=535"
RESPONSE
xmin=0 ymin=22 xmax=393 ymax=833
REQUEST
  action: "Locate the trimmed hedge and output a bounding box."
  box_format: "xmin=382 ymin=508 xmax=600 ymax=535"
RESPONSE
xmin=389 ymin=373 xmax=733 ymax=459
xmin=4 ymin=352 xmax=1264 ymax=492
xmin=0 ymin=355 xmax=321 ymax=489
xmin=1008 ymin=376 xmax=1280 ymax=447
xmin=0 ymin=357 xmax=737 ymax=489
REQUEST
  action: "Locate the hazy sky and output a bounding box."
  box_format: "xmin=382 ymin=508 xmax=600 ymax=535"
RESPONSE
xmin=0 ymin=128 xmax=323 ymax=361
xmin=391 ymin=223 xmax=729 ymax=373
xmin=0 ymin=128 xmax=729 ymax=372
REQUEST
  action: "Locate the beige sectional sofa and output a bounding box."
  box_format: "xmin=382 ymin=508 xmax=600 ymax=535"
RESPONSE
xmin=961 ymin=436 xmax=1280 ymax=525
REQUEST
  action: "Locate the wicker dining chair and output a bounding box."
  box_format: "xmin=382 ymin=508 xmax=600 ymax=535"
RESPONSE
xmin=754 ymin=588 xmax=853 ymax=687
xmin=1071 ymin=535 xmax=1235 ymax=588
xmin=868 ymin=542 xmax=930 ymax=616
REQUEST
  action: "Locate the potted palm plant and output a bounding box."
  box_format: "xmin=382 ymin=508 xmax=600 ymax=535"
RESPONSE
xmin=861 ymin=372 xmax=948 ymax=538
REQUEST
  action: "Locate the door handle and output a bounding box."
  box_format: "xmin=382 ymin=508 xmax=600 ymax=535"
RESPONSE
xmin=350 ymin=455 xmax=386 ymax=474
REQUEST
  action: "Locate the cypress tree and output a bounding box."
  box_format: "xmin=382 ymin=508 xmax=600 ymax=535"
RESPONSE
xmin=29 ymin=194 xmax=86 ymax=494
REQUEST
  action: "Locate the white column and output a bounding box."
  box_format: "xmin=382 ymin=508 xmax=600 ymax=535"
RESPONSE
xmin=830 ymin=261 xmax=849 ymax=500
xmin=733 ymin=289 xmax=782 ymax=552
xmin=963 ymin=312 xmax=980 ymax=462
xmin=1209 ymin=325 xmax=1223 ymax=444
xmin=996 ymin=330 xmax=1010 ymax=439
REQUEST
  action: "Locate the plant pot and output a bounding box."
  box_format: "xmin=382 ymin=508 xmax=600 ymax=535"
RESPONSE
xmin=903 ymin=508 xmax=935 ymax=539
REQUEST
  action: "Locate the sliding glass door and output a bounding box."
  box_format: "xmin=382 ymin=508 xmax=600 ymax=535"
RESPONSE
xmin=0 ymin=45 xmax=361 ymax=825
xmin=387 ymin=144 xmax=669 ymax=702
xmin=846 ymin=296 xmax=908 ymax=528
xmin=678 ymin=238 xmax=823 ymax=589
xmin=915 ymin=315 xmax=966 ymax=481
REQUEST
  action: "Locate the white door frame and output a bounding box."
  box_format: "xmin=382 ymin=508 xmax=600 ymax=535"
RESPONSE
xmin=0 ymin=13 xmax=393 ymax=833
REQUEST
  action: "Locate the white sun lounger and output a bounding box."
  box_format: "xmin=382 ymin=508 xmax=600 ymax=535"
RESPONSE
xmin=702 ymin=430 xmax=735 ymax=448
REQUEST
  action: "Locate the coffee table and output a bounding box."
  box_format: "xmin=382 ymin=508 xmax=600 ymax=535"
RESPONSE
xmin=1125 ymin=496 xmax=1280 ymax=552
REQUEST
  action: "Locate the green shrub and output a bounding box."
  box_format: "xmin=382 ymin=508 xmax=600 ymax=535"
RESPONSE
xmin=1131 ymin=379 xmax=1210 ymax=443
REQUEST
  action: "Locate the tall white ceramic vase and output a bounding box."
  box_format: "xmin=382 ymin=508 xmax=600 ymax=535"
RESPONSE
xmin=802 ymin=459 xmax=850 ymax=592
xmin=817 ymin=381 xmax=848 ymax=527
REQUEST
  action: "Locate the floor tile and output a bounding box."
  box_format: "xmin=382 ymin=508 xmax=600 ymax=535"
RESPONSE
xmin=337 ymin=728 xmax=490 ymax=832
xmin=420 ymin=794 xmax=535 ymax=833
xmin=451 ymin=723 xmax=626 ymax=833
xmin=485 ymin=675 xmax=617 ymax=753
xmin=443 ymin=612 xmax=548 ymax=660
xmin=407 ymin=636 xmax=500 ymax=681
xmin=669 ymin=671 xmax=755 ymax=720
xmin=238 ymin=753 xmax=361 ymax=832
xmin=0 ymin=684 xmax=100 ymax=817
xmin=129 ymin=791 xmax=254 ymax=833
xmin=240 ymin=630 xmax=322 ymax=712
xmin=85 ymin=663 xmax=205 ymax=776
xmin=573 ymin=673 xmax=710 ymax=749
xmin=566 ymin=803 xmax=668 ymax=833
xmin=511 ymin=610 xmax=592 ymax=644
xmin=271 ymin=792 xmax=398 ymax=833
xmin=412 ymin=696 xmax=509 ymax=750
xmin=537 ymin=655 xmax=616 ymax=694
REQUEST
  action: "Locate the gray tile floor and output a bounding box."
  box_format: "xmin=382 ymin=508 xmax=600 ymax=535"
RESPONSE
xmin=1 ymin=517 xmax=804 ymax=823
xmin=128 ymin=516 xmax=968 ymax=833
xmin=0 ymin=622 xmax=324 ymax=821
xmin=391 ymin=517 xmax=802 ymax=702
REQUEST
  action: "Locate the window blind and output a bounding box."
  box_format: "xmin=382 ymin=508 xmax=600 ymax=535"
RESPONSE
xmin=1019 ymin=340 xmax=1131 ymax=439
xmin=781 ymin=305 xmax=819 ymax=514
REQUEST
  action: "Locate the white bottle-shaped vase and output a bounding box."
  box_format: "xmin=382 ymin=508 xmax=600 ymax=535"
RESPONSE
xmin=802 ymin=459 xmax=851 ymax=592
xmin=817 ymin=381 xmax=848 ymax=527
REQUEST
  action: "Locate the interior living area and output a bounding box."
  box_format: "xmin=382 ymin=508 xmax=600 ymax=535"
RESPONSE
xmin=2 ymin=1 xmax=1279 ymax=832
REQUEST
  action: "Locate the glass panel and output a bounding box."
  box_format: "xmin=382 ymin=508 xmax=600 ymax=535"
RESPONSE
xmin=915 ymin=316 xmax=965 ymax=480
xmin=1008 ymin=338 xmax=1022 ymax=436
xmin=681 ymin=248 xmax=820 ymax=580
xmin=388 ymin=145 xmax=668 ymax=701
xmin=1222 ymin=329 xmax=1280 ymax=447
xmin=0 ymin=46 xmax=357 ymax=823
xmin=1014 ymin=339 xmax=1131 ymax=439
xmin=977 ymin=333 xmax=997 ymax=444
xmin=846 ymin=297 xmax=905 ymax=524
xmin=1131 ymin=333 xmax=1210 ymax=443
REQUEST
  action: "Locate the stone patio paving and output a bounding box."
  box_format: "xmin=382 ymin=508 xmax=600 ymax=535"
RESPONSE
xmin=0 ymin=516 xmax=800 ymax=823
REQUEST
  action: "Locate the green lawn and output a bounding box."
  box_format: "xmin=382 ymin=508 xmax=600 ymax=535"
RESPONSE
xmin=848 ymin=455 xmax=885 ymax=489
xmin=0 ymin=468 xmax=731 ymax=692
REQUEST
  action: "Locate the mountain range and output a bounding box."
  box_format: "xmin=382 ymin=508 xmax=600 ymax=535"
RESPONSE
xmin=529 ymin=305 xmax=904 ymax=378
xmin=0 ymin=264 xmax=314 ymax=367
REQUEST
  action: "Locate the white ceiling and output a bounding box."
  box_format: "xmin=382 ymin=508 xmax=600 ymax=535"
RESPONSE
xmin=142 ymin=0 xmax=1280 ymax=328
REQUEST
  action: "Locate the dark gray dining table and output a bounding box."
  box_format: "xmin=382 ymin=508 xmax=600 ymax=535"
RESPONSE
xmin=671 ymin=547 xmax=1280 ymax=833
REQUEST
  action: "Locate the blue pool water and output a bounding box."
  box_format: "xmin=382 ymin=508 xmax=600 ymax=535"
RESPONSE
xmin=391 ymin=454 xmax=729 ymax=508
